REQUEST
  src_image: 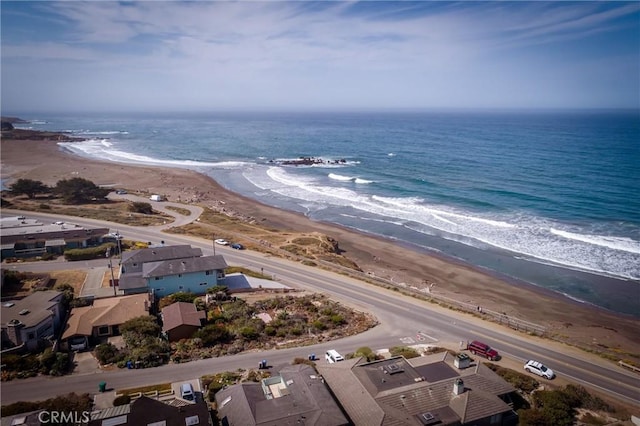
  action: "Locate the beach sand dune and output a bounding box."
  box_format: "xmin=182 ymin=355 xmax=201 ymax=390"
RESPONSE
xmin=1 ymin=137 xmax=638 ymax=360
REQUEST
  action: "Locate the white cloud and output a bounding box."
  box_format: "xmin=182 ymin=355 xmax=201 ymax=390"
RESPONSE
xmin=1 ymin=1 xmax=638 ymax=111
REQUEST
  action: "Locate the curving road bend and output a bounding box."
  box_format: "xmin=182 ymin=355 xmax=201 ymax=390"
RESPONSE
xmin=1 ymin=210 xmax=638 ymax=407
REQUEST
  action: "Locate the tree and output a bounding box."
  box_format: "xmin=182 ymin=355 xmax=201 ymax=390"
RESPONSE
xmin=9 ymin=178 xmax=49 ymax=199
xmin=54 ymin=177 xmax=109 ymax=204
xmin=129 ymin=201 xmax=153 ymax=214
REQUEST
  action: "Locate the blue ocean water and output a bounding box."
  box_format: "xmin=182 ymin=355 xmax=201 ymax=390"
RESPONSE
xmin=14 ymin=111 xmax=640 ymax=316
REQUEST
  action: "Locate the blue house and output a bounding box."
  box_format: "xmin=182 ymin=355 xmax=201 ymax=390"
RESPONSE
xmin=144 ymin=255 xmax=228 ymax=298
xmin=119 ymin=245 xmax=205 ymax=295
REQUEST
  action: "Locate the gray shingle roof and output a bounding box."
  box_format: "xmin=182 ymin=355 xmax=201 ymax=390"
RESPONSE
xmin=121 ymin=244 xmax=202 ymax=264
xmin=143 ymin=255 xmax=227 ymax=277
xmin=1 ymin=291 xmax=62 ymax=329
xmin=216 ymin=363 xmax=349 ymax=426
xmin=317 ymin=353 xmax=516 ymax=426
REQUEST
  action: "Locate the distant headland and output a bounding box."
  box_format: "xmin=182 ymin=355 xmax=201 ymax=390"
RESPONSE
xmin=0 ymin=116 xmax=83 ymax=142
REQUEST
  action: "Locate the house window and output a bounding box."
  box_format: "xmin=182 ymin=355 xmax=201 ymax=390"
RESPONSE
xmin=179 ymin=286 xmax=183 ymax=290
xmin=205 ymin=270 xmax=212 ymax=276
xmin=200 ymin=282 xmax=207 ymax=286
xmin=133 ymin=263 xmax=137 ymax=267
xmin=178 ymin=274 xmax=182 ymax=278
xmin=490 ymin=413 xmax=502 ymax=424
xmin=98 ymin=326 xmax=110 ymax=336
xmin=27 ymin=333 xmax=35 ymax=340
xmin=155 ymin=276 xmax=162 ymax=280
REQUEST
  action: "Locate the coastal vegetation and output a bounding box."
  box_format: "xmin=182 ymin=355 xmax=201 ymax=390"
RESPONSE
xmin=90 ymin=293 xmax=376 ymax=368
xmin=2 ymin=188 xmax=172 ymax=226
xmin=7 ymin=177 xmax=110 ymax=203
xmin=486 ymin=363 xmax=626 ymax=425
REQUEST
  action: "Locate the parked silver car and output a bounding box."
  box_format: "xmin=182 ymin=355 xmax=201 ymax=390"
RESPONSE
xmin=524 ymin=359 xmax=555 ymax=379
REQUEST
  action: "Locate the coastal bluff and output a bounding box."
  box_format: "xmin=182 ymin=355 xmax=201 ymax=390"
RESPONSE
xmin=1 ymin=117 xmax=83 ymax=142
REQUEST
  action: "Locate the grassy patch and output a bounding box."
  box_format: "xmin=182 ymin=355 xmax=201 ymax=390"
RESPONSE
xmin=226 ymin=266 xmax=272 ymax=280
xmin=2 ymin=196 xmax=172 ymax=226
xmin=165 ymin=205 xmax=191 ymax=216
xmin=119 ymin=383 xmax=172 ymax=395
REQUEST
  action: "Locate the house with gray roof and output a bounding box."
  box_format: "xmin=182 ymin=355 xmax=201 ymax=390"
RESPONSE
xmin=143 ymin=255 xmax=228 ymax=298
xmin=316 ymin=351 xmax=518 ymax=426
xmin=1 ymin=290 xmax=65 ymax=352
xmin=215 ymin=363 xmax=349 ymax=426
xmin=88 ymin=395 xmax=211 ymax=426
xmin=0 ymin=216 xmax=108 ymax=259
xmin=118 ymin=245 xmax=223 ymax=296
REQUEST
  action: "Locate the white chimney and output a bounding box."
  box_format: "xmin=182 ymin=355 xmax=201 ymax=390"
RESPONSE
xmin=453 ymin=378 xmax=464 ymax=395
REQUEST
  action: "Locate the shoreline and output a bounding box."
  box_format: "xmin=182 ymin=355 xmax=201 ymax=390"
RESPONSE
xmin=1 ymin=136 xmax=639 ymax=359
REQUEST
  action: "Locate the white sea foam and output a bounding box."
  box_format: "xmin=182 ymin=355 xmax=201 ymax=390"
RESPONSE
xmin=58 ymin=140 xmax=248 ymax=169
xmin=247 ymin=166 xmax=640 ymax=280
xmin=354 ymin=178 xmax=373 ymax=184
xmin=550 ymin=228 xmax=640 ymax=254
xmin=78 ymin=130 xmax=129 ymax=135
xmin=328 ymin=173 xmax=354 ymax=181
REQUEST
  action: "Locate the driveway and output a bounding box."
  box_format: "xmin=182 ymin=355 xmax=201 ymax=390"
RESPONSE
xmin=72 ymin=351 xmax=101 ymax=375
xmin=107 ymin=192 xmax=203 ymax=229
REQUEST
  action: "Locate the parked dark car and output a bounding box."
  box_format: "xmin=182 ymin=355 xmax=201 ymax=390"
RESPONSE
xmin=231 ymin=243 xmax=244 ymax=250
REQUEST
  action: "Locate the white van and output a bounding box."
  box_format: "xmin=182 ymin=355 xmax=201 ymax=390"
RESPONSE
xmin=325 ymin=349 xmax=344 ymax=363
xmin=180 ymin=383 xmax=195 ymax=401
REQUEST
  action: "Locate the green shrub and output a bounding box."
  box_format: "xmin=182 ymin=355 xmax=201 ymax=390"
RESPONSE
xmin=64 ymin=243 xmax=116 ymax=261
xmin=485 ymin=363 xmax=539 ymax=393
xmin=389 ymin=346 xmax=420 ymax=359
xmin=129 ymin=202 xmax=153 ymax=214
xmin=113 ymin=394 xmax=131 ymax=406
xmin=95 ymin=343 xmax=122 ymax=365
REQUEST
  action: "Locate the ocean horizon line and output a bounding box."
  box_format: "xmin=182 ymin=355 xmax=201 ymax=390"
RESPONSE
xmin=4 ymin=107 xmax=640 ymax=118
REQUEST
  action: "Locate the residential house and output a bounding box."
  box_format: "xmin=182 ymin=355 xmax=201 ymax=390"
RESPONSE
xmin=144 ymin=255 xmax=228 ymax=298
xmin=118 ymin=245 xmax=203 ymax=294
xmin=215 ymin=363 xmax=349 ymax=426
xmin=88 ymin=396 xmax=212 ymax=426
xmin=0 ymin=409 xmax=46 ymax=426
xmin=0 ymin=216 xmax=108 ymax=259
xmin=61 ymin=294 xmax=151 ymax=349
xmin=316 ymin=352 xmax=518 ymax=426
xmin=1 ymin=290 xmax=65 ymax=352
xmin=161 ymin=302 xmax=206 ymax=342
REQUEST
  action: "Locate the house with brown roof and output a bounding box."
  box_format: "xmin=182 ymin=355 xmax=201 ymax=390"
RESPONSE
xmin=61 ymin=294 xmax=151 ymax=349
xmin=316 ymin=352 xmax=518 ymax=426
xmin=161 ymin=302 xmax=206 ymax=342
xmin=1 ymin=290 xmax=65 ymax=352
xmin=215 ymin=363 xmax=349 ymax=426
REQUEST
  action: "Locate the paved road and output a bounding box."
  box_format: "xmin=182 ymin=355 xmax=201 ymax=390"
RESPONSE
xmin=1 ymin=210 xmax=639 ymax=406
xmin=108 ymin=192 xmax=204 ymax=230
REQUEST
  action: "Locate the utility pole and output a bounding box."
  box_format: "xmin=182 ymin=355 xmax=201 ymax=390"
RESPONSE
xmin=107 ymin=248 xmax=116 ymax=297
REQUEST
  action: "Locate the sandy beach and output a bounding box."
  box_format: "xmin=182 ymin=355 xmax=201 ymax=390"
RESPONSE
xmin=1 ymin=137 xmax=639 ymax=361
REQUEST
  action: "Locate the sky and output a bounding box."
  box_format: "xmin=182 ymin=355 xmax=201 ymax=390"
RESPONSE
xmin=1 ymin=1 xmax=639 ymax=113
